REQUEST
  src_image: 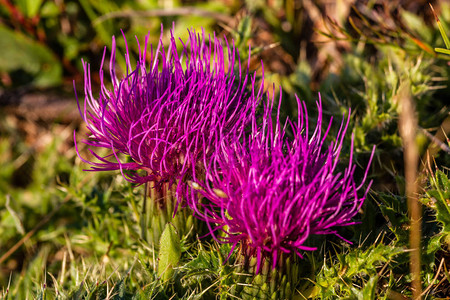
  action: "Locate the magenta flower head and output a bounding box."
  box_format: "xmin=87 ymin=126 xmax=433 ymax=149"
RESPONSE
xmin=74 ymin=25 xmax=262 ymax=198
xmin=189 ymin=91 xmax=375 ymax=272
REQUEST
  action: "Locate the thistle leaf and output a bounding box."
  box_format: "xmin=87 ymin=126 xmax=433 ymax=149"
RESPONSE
xmin=429 ymin=171 xmax=450 ymax=233
xmin=157 ymin=223 xmax=181 ymax=281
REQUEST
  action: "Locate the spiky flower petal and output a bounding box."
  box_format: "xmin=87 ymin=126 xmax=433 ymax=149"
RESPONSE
xmin=75 ymin=26 xmax=262 ymax=198
xmin=189 ymin=92 xmax=375 ymax=271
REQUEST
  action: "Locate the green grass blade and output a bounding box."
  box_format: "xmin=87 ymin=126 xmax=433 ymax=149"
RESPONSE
xmin=430 ymin=4 xmax=450 ymax=49
xmin=435 ymin=48 xmax=450 ymax=55
xmin=437 ymin=19 xmax=450 ymax=49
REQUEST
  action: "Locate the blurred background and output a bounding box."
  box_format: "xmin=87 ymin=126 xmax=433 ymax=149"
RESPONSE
xmin=1 ymin=0 xmax=450 ymax=297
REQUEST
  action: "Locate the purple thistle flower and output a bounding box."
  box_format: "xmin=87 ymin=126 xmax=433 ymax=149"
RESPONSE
xmin=188 ymin=91 xmax=375 ymax=272
xmin=74 ymin=26 xmax=262 ymax=199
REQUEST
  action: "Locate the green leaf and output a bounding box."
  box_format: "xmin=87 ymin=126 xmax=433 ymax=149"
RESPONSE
xmin=362 ymin=276 xmax=378 ymax=299
xmin=437 ymin=18 xmax=450 ymax=49
xmin=431 ymin=4 xmax=450 ymax=50
xmin=5 ymin=195 xmax=25 ymax=235
xmin=40 ymin=1 xmax=60 ymax=18
xmin=157 ymin=223 xmax=181 ymax=281
xmin=68 ymin=282 xmax=86 ymax=299
xmin=435 ymin=47 xmax=450 ymax=55
xmin=183 ymin=250 xmax=219 ymax=272
xmin=314 ymin=243 xmax=402 ymax=298
xmin=428 ymin=171 xmax=450 ymax=233
xmin=15 ymin=0 xmax=44 ymax=18
xmin=0 ymin=25 xmax=62 ymax=87
xmin=350 ymin=276 xmax=378 ymax=300
xmin=25 ymin=0 xmax=44 ymax=17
